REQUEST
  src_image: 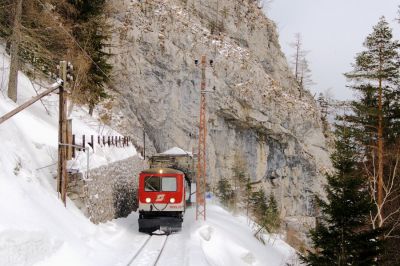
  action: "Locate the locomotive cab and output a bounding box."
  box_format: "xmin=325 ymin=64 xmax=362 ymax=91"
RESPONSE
xmin=137 ymin=168 xmax=189 ymax=234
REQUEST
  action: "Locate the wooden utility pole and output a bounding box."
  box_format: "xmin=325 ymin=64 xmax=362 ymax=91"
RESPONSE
xmin=7 ymin=0 xmax=23 ymax=102
xmin=196 ymin=55 xmax=207 ymax=221
xmin=57 ymin=61 xmax=68 ymax=206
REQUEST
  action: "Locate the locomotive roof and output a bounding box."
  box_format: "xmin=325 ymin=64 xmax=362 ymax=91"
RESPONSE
xmin=141 ymin=168 xmax=184 ymax=175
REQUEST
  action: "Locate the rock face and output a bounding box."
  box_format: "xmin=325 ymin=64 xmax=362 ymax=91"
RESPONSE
xmin=106 ymin=0 xmax=331 ymax=222
xmin=68 ymin=156 xmax=145 ymax=223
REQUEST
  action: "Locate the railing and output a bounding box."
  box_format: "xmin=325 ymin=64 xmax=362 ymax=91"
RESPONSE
xmin=70 ymin=134 xmax=132 ymax=158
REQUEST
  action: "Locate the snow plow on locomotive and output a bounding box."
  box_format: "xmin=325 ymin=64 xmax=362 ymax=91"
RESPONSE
xmin=137 ymin=167 xmax=191 ymax=234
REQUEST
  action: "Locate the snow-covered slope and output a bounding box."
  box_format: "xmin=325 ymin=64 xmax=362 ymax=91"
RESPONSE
xmin=0 ymin=48 xmax=297 ymax=265
xmin=0 ymin=47 xmax=137 ymax=265
xmin=178 ymin=205 xmax=298 ymax=266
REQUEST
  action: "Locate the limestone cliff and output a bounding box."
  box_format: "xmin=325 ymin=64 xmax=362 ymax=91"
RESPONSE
xmin=105 ymin=0 xmax=331 ymax=223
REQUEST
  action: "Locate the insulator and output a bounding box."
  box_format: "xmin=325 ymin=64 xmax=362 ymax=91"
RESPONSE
xmin=67 ymin=62 xmax=74 ymax=70
xmin=194 ymin=59 xmax=199 ymax=65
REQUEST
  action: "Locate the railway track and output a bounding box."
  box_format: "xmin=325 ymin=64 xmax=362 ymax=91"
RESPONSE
xmin=127 ymin=235 xmax=169 ymax=266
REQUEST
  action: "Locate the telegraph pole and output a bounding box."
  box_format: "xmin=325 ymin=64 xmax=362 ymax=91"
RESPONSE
xmin=57 ymin=61 xmax=68 ymax=206
xmin=196 ymin=55 xmax=207 ymax=221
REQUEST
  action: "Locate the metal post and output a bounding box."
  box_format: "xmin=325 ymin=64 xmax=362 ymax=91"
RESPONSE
xmin=90 ymin=135 xmax=94 ymax=152
xmin=143 ymin=131 xmax=146 ymax=160
xmin=72 ymin=134 xmax=76 ymax=158
xmin=196 ymin=55 xmax=207 ymax=221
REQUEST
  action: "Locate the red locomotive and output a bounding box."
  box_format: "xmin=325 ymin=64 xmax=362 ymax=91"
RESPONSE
xmin=137 ymin=167 xmax=191 ymax=234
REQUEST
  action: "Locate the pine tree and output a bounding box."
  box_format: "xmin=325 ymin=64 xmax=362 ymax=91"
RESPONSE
xmin=344 ymin=17 xmax=400 ymax=230
xmin=232 ymin=152 xmax=248 ymax=211
xmin=216 ymin=177 xmax=233 ymax=206
xmin=69 ymin=0 xmax=112 ymax=115
xmin=244 ymin=177 xmax=252 ymax=218
xmin=265 ymin=194 xmax=280 ymax=232
xmin=250 ymin=187 xmax=268 ymax=226
xmin=302 ymin=125 xmax=382 ymax=266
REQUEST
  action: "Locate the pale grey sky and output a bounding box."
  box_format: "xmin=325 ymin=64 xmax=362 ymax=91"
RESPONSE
xmin=266 ymin=0 xmax=400 ymax=100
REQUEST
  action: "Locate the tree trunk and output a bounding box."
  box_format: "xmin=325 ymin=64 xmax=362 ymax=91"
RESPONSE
xmin=295 ymin=41 xmax=300 ymax=81
xmin=377 ymin=74 xmax=384 ymax=227
xmin=7 ymin=0 xmax=23 ymax=102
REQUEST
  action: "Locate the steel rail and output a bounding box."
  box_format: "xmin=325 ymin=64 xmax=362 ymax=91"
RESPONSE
xmin=126 ymin=235 xmax=152 ymax=266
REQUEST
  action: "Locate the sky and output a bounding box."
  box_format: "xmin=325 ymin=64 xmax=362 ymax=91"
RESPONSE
xmin=266 ymin=0 xmax=400 ymax=100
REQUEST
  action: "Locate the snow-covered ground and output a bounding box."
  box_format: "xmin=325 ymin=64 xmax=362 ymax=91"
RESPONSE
xmin=0 ymin=47 xmax=297 ymax=265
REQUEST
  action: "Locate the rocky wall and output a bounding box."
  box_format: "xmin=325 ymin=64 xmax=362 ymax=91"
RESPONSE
xmin=68 ymin=156 xmax=147 ymax=223
xmin=104 ymin=0 xmax=332 ymax=243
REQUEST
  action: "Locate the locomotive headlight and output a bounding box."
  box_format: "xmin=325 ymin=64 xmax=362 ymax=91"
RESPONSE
xmin=145 ymin=197 xmax=151 ymax=203
xmin=170 ymin=198 xmax=175 ymax=203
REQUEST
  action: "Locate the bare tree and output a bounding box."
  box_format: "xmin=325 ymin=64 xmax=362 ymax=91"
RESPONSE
xmin=290 ymin=33 xmax=303 ymax=82
xmin=261 ymin=0 xmax=274 ymax=11
xmin=365 ymin=144 xmax=400 ymax=238
xmin=290 ymin=33 xmax=313 ymax=89
xmin=298 ymin=57 xmax=313 ymax=88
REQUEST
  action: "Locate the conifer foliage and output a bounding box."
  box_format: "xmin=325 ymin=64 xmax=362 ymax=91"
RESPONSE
xmin=302 ymin=125 xmax=382 ymax=265
xmin=345 ymin=16 xmax=400 ymax=150
xmin=343 ymin=16 xmax=400 ymax=264
xmin=249 ymin=188 xmax=280 ymax=233
xmin=216 ymin=177 xmax=233 ymax=206
xmin=216 ymin=152 xmax=281 ymax=233
xmin=68 ymin=0 xmax=112 ymax=115
xmin=0 ymin=0 xmax=112 ymax=113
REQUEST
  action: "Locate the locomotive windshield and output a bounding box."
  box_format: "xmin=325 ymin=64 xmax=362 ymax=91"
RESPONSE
xmin=144 ymin=176 xmax=177 ymax=192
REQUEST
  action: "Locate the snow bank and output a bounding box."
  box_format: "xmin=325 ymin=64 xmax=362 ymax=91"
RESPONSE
xmin=0 ymin=47 xmax=138 ymax=265
xmin=182 ymin=205 xmax=297 ymax=266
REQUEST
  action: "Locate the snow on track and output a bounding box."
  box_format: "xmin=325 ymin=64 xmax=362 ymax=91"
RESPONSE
xmin=155 ymin=233 xmax=187 ymax=266
xmin=127 ymin=235 xmax=168 ymax=266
